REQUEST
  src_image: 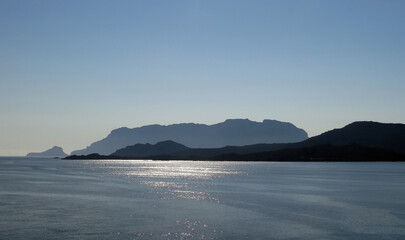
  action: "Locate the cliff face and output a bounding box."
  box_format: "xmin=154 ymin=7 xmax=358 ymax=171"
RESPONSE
xmin=27 ymin=146 xmax=67 ymax=157
xmin=71 ymin=119 xmax=308 ymax=155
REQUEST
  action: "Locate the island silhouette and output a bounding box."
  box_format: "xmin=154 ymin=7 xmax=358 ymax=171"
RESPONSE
xmin=71 ymin=119 xmax=308 ymax=156
xmin=27 ymin=146 xmax=67 ymax=157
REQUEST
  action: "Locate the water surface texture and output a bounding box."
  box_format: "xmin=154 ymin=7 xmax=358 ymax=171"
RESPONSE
xmin=1 ymin=158 xmax=405 ymax=239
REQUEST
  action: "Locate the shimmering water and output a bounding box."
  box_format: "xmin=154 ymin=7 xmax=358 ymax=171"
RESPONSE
xmin=1 ymin=157 xmax=405 ymax=239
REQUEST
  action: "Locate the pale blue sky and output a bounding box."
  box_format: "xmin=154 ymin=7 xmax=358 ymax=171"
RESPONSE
xmin=1 ymin=0 xmax=404 ymax=155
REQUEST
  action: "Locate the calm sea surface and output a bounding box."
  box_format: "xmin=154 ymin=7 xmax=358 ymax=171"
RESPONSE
xmin=1 ymin=157 xmax=405 ymax=239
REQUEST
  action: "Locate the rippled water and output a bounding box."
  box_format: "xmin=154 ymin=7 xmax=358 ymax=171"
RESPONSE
xmin=1 ymin=157 xmax=405 ymax=239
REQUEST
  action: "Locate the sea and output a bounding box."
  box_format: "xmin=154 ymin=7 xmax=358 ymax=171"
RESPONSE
xmin=1 ymin=157 xmax=405 ymax=240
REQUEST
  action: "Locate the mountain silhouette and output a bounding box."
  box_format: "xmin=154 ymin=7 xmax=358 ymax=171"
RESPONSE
xmin=27 ymin=146 xmax=67 ymax=157
xmin=111 ymin=140 xmax=190 ymax=158
xmin=71 ymin=119 xmax=308 ymax=155
xmin=66 ymin=121 xmax=405 ymax=161
xmin=168 ymin=121 xmax=405 ymax=158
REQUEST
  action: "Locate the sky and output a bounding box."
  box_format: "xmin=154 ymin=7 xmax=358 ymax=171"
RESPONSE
xmin=1 ymin=0 xmax=404 ymax=156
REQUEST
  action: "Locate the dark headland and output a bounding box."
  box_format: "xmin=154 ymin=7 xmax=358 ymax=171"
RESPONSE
xmin=65 ymin=121 xmax=405 ymax=162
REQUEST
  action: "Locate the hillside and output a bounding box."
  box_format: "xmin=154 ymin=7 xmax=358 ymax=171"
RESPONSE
xmin=299 ymin=121 xmax=405 ymax=154
xmin=112 ymin=140 xmax=189 ymax=158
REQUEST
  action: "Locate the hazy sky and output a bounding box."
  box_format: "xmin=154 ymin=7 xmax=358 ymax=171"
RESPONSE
xmin=1 ymin=0 xmax=404 ymax=156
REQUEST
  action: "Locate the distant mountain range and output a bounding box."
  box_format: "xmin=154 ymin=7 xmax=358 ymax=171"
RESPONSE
xmin=66 ymin=121 xmax=405 ymax=161
xmin=71 ymin=119 xmax=308 ymax=155
xmin=27 ymin=146 xmax=67 ymax=157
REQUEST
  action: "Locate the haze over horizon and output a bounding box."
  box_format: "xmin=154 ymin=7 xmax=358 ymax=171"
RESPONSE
xmin=1 ymin=0 xmax=404 ymax=156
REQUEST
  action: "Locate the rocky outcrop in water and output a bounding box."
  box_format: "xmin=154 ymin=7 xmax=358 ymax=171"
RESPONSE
xmin=27 ymin=146 xmax=67 ymax=157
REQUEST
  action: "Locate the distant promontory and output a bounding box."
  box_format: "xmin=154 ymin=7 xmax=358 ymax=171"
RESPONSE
xmin=27 ymin=146 xmax=67 ymax=157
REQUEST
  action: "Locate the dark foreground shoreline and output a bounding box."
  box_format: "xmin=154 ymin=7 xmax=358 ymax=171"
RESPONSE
xmin=64 ymin=144 xmax=405 ymax=162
